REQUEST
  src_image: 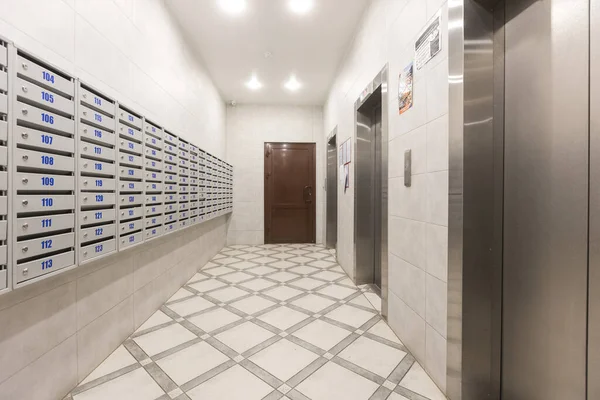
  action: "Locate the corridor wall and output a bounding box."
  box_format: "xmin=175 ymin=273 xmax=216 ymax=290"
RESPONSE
xmin=0 ymin=1 xmax=228 ymax=399
xmin=324 ymin=0 xmax=450 ymax=393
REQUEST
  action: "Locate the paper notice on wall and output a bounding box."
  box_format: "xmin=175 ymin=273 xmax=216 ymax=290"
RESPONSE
xmin=398 ymin=62 xmax=414 ymax=115
xmin=339 ymin=165 xmax=345 ymax=185
xmin=415 ymin=11 xmax=441 ymax=70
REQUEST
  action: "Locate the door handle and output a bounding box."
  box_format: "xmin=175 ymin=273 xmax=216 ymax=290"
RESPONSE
xmin=303 ymin=186 xmax=313 ymax=204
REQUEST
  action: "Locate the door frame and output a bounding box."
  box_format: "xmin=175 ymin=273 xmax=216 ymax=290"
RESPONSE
xmin=264 ymin=142 xmax=316 ymax=244
xmin=353 ymin=65 xmax=389 ymax=318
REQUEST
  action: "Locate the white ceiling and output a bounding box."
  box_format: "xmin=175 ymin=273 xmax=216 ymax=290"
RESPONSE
xmin=166 ymin=0 xmax=369 ymax=105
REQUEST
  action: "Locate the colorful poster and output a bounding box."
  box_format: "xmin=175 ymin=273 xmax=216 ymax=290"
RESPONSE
xmin=398 ymin=62 xmax=414 ymax=115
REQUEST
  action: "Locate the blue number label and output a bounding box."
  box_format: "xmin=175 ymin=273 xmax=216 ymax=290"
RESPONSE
xmin=41 ymin=113 xmax=54 ymax=124
xmin=94 ymin=97 xmax=102 ymax=106
xmin=95 ymin=212 xmax=102 ymax=220
xmin=41 ymin=239 xmax=53 ymax=249
xmin=41 ymin=134 xmax=53 ymax=145
xmin=42 ymin=71 xmax=55 ymax=83
xmin=41 ymin=198 xmax=53 ymax=207
xmin=95 ymin=179 xmax=103 ymax=187
xmin=41 ymin=176 xmax=54 ymax=186
xmin=41 ymin=258 xmax=53 ymax=270
xmin=41 ymin=218 xmax=52 ymax=228
xmin=94 ymin=113 xmax=102 ymax=122
xmin=94 ymin=146 xmax=102 ymax=154
xmin=94 ymin=129 xmax=102 ymax=138
xmin=94 ymin=163 xmax=102 ymax=171
xmin=96 ymin=194 xmax=104 ymax=202
xmin=95 ymin=244 xmax=103 ymax=253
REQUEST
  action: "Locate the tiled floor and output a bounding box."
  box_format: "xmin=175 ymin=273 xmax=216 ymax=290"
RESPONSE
xmin=67 ymin=244 xmax=446 ymax=400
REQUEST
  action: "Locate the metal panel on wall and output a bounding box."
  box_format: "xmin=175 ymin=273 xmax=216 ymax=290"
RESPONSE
xmin=189 ymin=143 xmax=199 ymax=225
xmin=143 ymin=119 xmax=164 ymax=241
xmin=178 ymin=137 xmax=190 ymax=229
xmin=163 ymin=130 xmax=178 ymax=234
xmin=117 ymin=105 xmax=144 ymax=250
xmin=502 ymin=0 xmax=589 ymax=398
xmin=11 ymin=50 xmax=76 ymax=286
xmin=77 ymin=82 xmax=117 ymax=264
xmin=0 ymin=38 xmax=9 ymax=292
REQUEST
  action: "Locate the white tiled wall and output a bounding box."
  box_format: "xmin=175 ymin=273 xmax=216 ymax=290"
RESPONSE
xmin=0 ymin=1 xmax=229 ymax=399
xmin=324 ymin=0 xmax=449 ymax=392
xmin=0 ymin=0 xmax=226 ymax=154
xmin=226 ymin=105 xmax=325 ymax=246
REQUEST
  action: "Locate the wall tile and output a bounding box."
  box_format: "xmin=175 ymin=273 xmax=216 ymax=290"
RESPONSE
xmin=77 ymin=257 xmax=134 ymax=329
xmin=389 ymin=253 xmax=426 ymax=318
xmin=77 ymin=296 xmax=134 ymax=382
xmin=388 ymin=291 xmax=426 ymax=364
xmin=396 ymin=173 xmax=428 ymax=221
xmin=0 ymin=282 xmax=77 ymax=384
xmin=389 ymin=217 xmax=427 ymax=270
xmin=426 ymin=57 xmax=449 ymax=121
xmin=425 ymin=324 xmax=447 ymax=392
xmin=426 ymin=114 xmax=449 ymax=173
xmin=426 ymin=223 xmax=448 ymax=282
xmin=399 ymin=125 xmax=428 ymax=175
xmin=0 ymin=335 xmax=77 ymax=400
xmin=427 ymin=171 xmax=448 ymax=226
xmin=426 ymin=274 xmax=447 ymax=337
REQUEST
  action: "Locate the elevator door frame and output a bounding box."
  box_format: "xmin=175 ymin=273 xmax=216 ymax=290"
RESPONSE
xmin=326 ymin=128 xmax=338 ymax=250
xmin=353 ymin=65 xmax=389 ymax=318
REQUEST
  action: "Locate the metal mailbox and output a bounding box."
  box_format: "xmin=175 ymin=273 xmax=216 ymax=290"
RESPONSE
xmin=119 ymin=231 xmax=143 ymax=249
xmin=81 ymin=193 xmax=116 ymax=207
xmin=80 ymin=158 xmax=116 ymax=177
xmin=79 ymin=123 xmax=116 ymax=147
xmin=16 ymin=214 xmax=75 ymax=237
xmin=16 ymin=232 xmax=75 ymax=261
xmin=80 ymin=177 xmax=116 ymax=192
xmin=79 ymin=141 xmax=115 ymax=162
xmin=80 ymin=209 xmax=116 ymax=226
xmin=15 ymin=251 xmax=74 ymax=284
xmin=119 ymin=206 xmax=143 ymax=221
xmin=118 ymin=138 xmax=143 ymax=155
xmin=80 ymin=224 xmax=116 ymax=243
xmin=15 ymin=173 xmax=72 ymax=191
xmin=80 ymin=239 xmax=116 ymax=262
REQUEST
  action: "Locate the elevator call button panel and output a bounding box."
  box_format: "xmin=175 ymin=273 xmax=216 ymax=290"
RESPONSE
xmin=0 ymin=37 xmax=233 ymax=295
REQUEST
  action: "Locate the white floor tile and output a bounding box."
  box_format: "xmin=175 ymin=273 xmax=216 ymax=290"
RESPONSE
xmin=253 ymin=256 xmax=278 ymax=264
xmin=271 ymin=253 xmax=295 ymax=259
xmin=313 ymin=270 xmax=345 ymax=282
xmin=168 ymin=288 xmax=194 ymax=303
xmin=230 ymin=295 xmax=276 ymax=315
xmin=247 ymin=265 xmax=278 ymax=275
xmin=325 ymin=305 xmax=375 ymax=328
xmin=237 ymin=253 xmax=261 ymax=260
xmin=399 ymin=362 xmax=446 ymax=400
xmin=74 ymin=368 xmax=164 ymax=400
xmin=81 ymin=346 xmax=137 ymax=384
xmin=364 ymin=292 xmax=382 ymax=312
xmin=268 ymin=271 xmax=299 ymax=282
xmin=249 ymin=339 xmax=318 ymax=381
xmin=296 ymin=362 xmax=379 ymax=400
xmin=367 ymin=320 xmax=403 ymax=345
xmin=189 ymin=279 xmax=227 ymax=293
xmin=214 ymin=322 xmax=274 ymax=353
xmin=188 ymin=308 xmax=241 ymax=332
xmin=167 ymin=296 xmax=215 ymax=317
xmin=292 ymin=319 xmax=351 ymax=351
xmin=291 ymin=294 xmax=336 ymax=313
xmin=288 ymin=256 xmax=313 ymax=264
xmin=258 ymin=306 xmax=309 ymax=330
xmin=289 ymin=277 xmax=326 ymax=290
xmin=289 ymin=249 xmax=310 ymax=255
xmin=289 ymin=266 xmax=320 ymax=275
xmin=239 ymin=278 xmax=278 ymax=291
xmin=388 ymin=393 xmax=410 ymax=400
xmin=212 ymin=257 xmax=240 ymax=265
xmin=304 ymin=252 xmax=328 ymax=259
xmin=187 ymin=365 xmax=273 ymax=400
xmin=204 ymin=266 xmax=236 ymax=276
xmin=270 ymin=260 xmax=296 ymax=269
xmin=317 ymin=284 xmax=357 ymax=300
xmin=338 ymin=336 xmax=407 ymax=378
xmin=220 ymin=271 xmax=254 ymax=283
xmin=186 ymin=273 xmax=207 ymax=284
xmin=134 ymin=324 xmax=196 ymax=356
xmin=222 ymin=249 xmax=245 ymax=256
xmin=263 ymin=286 xmax=304 ymax=301
xmin=208 ymin=286 xmax=249 ymax=302
xmin=308 ymin=260 xmax=336 ymax=269
xmin=230 ymin=260 xmax=259 ymax=269
xmin=349 ymin=295 xmax=375 ymax=310
xmin=156 ymin=341 xmax=229 ymax=385
xmin=136 ymin=310 xmax=172 ymax=333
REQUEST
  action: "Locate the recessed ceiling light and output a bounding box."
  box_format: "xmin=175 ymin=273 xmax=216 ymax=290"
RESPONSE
xmin=289 ymin=0 xmax=314 ymax=14
xmin=218 ymin=0 xmax=246 ymax=15
xmin=246 ymin=75 xmax=263 ymax=90
xmin=284 ymin=75 xmax=302 ymax=92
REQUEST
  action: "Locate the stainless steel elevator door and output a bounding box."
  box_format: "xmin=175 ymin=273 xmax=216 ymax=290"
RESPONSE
xmin=326 ymin=135 xmax=337 ymax=249
xmin=502 ymin=0 xmax=589 ymax=399
xmin=355 ymin=89 xmax=383 ymax=287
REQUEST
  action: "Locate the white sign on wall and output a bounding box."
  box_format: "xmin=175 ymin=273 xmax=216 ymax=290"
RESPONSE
xmin=415 ymin=11 xmax=442 ymax=70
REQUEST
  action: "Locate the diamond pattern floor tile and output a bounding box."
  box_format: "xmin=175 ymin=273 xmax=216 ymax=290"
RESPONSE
xmin=71 ymin=244 xmax=443 ymax=400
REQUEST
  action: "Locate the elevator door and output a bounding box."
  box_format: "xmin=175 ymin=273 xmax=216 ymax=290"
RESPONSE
xmin=356 ymin=91 xmax=382 ymax=289
xmin=326 ymin=134 xmax=337 ymax=249
xmin=502 ymin=0 xmax=589 ymax=399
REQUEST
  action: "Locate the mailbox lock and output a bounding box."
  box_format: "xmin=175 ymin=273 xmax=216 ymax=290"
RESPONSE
xmin=22 ymin=63 xmax=28 ymax=70
xmin=22 ymin=268 xmax=28 ymax=276
xmin=21 ymin=132 xmax=28 ymax=139
xmin=83 ymin=111 xmax=87 ymax=116
xmin=22 ymin=155 xmax=28 ymax=161
xmin=21 ymin=109 xmax=28 ymax=116
xmin=83 ymin=196 xmax=88 ymax=201
xmin=22 ymin=178 xmax=28 ymax=184
xmin=83 ymin=251 xmax=88 ymax=256
xmin=83 ymin=146 xmax=88 ymax=151
xmin=22 ymin=223 xmax=28 ymax=229
xmin=21 ymin=86 xmax=28 ymax=93
xmin=83 ymin=180 xmax=88 ymax=186
xmin=82 ymin=93 xmax=87 ymax=99
xmin=83 ymin=233 xmax=88 ymax=238
xmin=83 ymin=163 xmax=88 ymax=168
xmin=22 ymin=200 xmax=28 ymax=206
xmin=22 ymin=246 xmax=28 ymax=253
xmin=83 ymin=216 xmax=88 ymax=221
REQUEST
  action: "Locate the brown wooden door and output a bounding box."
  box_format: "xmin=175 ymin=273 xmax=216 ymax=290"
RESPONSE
xmin=264 ymin=142 xmax=316 ymax=243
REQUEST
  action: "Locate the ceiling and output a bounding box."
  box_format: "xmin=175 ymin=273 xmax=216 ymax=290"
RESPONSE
xmin=166 ymin=0 xmax=369 ymax=105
